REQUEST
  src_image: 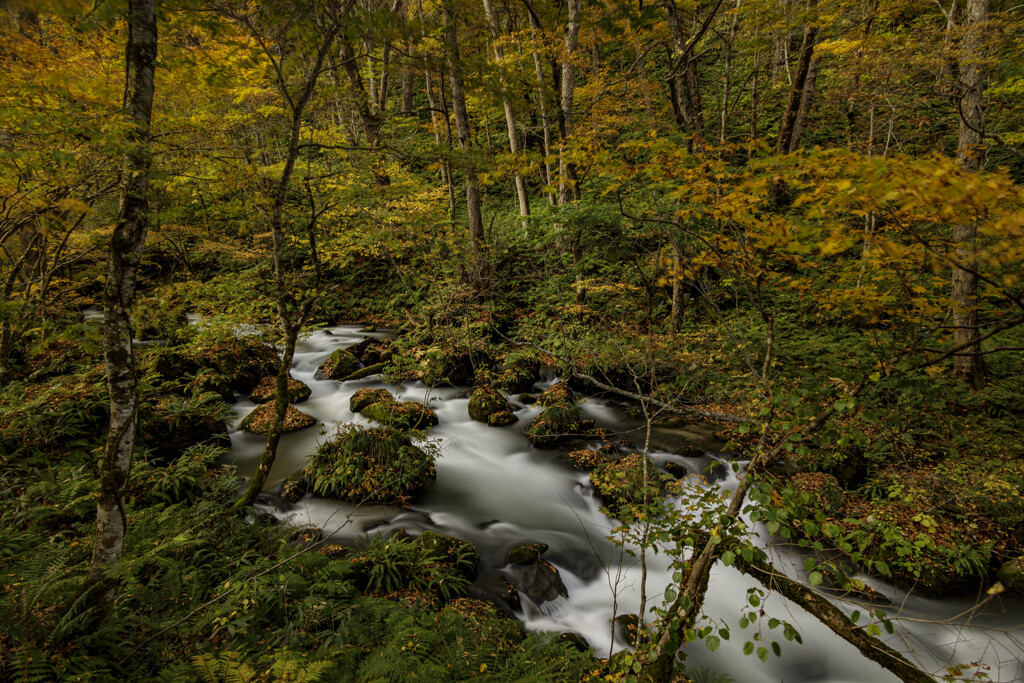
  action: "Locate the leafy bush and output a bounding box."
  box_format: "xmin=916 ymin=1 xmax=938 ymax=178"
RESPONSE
xmin=305 ymin=425 xmax=437 ymax=504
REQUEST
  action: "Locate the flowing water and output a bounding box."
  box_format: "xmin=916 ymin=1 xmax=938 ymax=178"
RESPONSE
xmin=225 ymin=325 xmax=1024 ymax=682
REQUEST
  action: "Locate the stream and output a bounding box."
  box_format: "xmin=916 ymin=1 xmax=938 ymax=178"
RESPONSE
xmin=224 ymin=325 xmax=1024 ymax=682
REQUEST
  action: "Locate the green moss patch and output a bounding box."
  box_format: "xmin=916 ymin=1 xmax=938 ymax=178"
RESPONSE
xmin=468 ymin=385 xmax=514 ymax=424
xmin=351 ymin=388 xmax=394 ymax=412
xmin=315 ymin=348 xmax=360 ymax=381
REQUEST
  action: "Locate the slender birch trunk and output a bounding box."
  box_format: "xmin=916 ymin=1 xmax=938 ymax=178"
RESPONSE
xmin=482 ymin=0 xmax=529 ymax=227
xmin=558 ymin=0 xmax=582 ymax=206
xmin=83 ymin=0 xmax=157 ymax=615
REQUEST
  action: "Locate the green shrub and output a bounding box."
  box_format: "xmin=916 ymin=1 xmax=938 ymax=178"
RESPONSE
xmin=305 ymin=425 xmax=437 ymax=504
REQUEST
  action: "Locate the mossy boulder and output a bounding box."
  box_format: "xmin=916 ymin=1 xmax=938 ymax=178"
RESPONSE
xmin=415 ymin=530 xmax=480 ymax=580
xmin=280 ymin=475 xmax=309 ymax=503
xmin=248 ymin=375 xmax=311 ymax=404
xmin=676 ymin=444 xmax=704 ymax=458
xmin=420 ymin=346 xmax=478 ymax=387
xmin=563 ymin=449 xmax=606 ymax=471
xmin=304 ymin=425 xmax=436 ymax=504
xmin=138 ymin=393 xmax=230 ymax=462
xmin=511 ymin=558 xmax=568 ymax=605
xmin=239 ymin=403 xmax=317 ymax=434
xmin=995 ymin=558 xmax=1024 ymax=596
xmin=363 ymin=400 xmax=438 ymax=430
xmin=351 ymin=388 xmax=393 ymax=412
xmin=524 ymin=402 xmax=584 ymax=448
xmin=509 ymin=543 xmax=548 ymax=565
xmin=315 ymin=348 xmax=360 ymax=380
xmin=496 ymin=358 xmax=540 ymax=393
xmin=537 ymin=381 xmax=574 ymax=407
xmin=589 ymin=453 xmax=667 ymax=520
xmin=188 ymin=335 xmax=280 ymax=394
xmin=468 ymin=386 xmax=514 ymax=424
xmin=488 ymin=410 xmax=517 ymax=427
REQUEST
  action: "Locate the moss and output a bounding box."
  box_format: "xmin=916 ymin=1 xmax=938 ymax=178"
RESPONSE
xmin=496 ymin=358 xmax=539 ymax=393
xmin=415 ymin=530 xmax=480 ymax=580
xmin=508 ymin=543 xmax=548 ymax=564
xmin=188 ymin=335 xmax=279 ymax=393
xmin=316 ymin=348 xmax=360 ymax=380
xmin=524 ymin=402 xmax=583 ymax=448
xmin=304 ymin=425 xmax=436 ymax=504
xmin=488 ymin=410 xmax=517 ymax=427
xmin=537 ymin=381 xmax=574 ymax=407
xmin=363 ymin=400 xmax=439 ymax=430
xmin=239 ymin=403 xmax=316 ymax=434
xmin=351 ymin=388 xmax=394 ymax=412
xmin=468 ymin=386 xmax=513 ymax=424
xmin=248 ymin=375 xmax=311 ymax=404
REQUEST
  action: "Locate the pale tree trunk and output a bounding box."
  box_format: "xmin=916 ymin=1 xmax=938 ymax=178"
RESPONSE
xmin=338 ymin=37 xmax=390 ymax=185
xmin=952 ymin=0 xmax=988 ymax=386
xmin=670 ymin=241 xmax=685 ymax=332
xmin=442 ymin=0 xmax=485 ymax=287
xmin=424 ymin=71 xmax=456 ymax=215
xmin=527 ymin=11 xmax=556 ymax=206
xmin=83 ymin=0 xmax=157 ymax=615
xmin=482 ymin=0 xmax=529 ymax=227
xmin=233 ymin=8 xmax=342 ymax=509
xmin=719 ymin=0 xmax=743 ymax=146
xmin=558 ymin=0 xmax=582 ymax=206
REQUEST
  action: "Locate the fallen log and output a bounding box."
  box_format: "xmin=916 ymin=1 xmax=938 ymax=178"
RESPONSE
xmin=339 ymin=362 xmax=386 ymax=381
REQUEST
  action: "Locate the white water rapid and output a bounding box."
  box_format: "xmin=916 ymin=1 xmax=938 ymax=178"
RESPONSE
xmin=225 ymin=325 xmax=1024 ymax=682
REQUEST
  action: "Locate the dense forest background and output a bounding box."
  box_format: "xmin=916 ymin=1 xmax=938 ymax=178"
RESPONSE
xmin=1 ymin=0 xmax=1023 ymax=680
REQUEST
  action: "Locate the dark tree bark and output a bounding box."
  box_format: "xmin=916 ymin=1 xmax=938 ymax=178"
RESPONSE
xmin=777 ymin=21 xmax=818 ymax=153
xmin=83 ymin=0 xmax=157 ymax=615
xmin=952 ymin=0 xmax=988 ymax=386
xmin=337 ymin=37 xmax=391 ymax=185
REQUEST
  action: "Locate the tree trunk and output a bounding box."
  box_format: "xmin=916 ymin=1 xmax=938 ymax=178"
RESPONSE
xmin=482 ymin=0 xmax=530 ymax=227
xmin=670 ymin=241 xmax=685 ymax=332
xmin=662 ymin=0 xmax=704 ymax=140
xmin=233 ymin=12 xmax=341 ymax=509
xmin=442 ymin=0 xmax=485 ymax=287
xmin=789 ymin=53 xmax=820 ymax=150
xmin=777 ymin=21 xmax=818 ymax=153
xmin=83 ymin=0 xmax=157 ymax=615
xmin=719 ymin=0 xmax=742 ymax=146
xmin=338 ymin=38 xmax=390 ymax=185
xmin=951 ymin=0 xmax=987 ymax=386
xmin=558 ymin=0 xmax=582 ymax=206
xmin=527 ymin=11 xmax=556 ymax=206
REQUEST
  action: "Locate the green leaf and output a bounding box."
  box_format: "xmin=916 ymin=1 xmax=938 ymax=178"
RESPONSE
xmin=757 ymin=646 xmax=771 ymax=662
xmin=743 ymin=641 xmax=755 ymax=656
xmin=722 ymin=550 xmax=736 ymax=566
xmin=809 ymin=572 xmax=823 ymax=587
xmin=706 ymin=635 xmax=721 ymax=652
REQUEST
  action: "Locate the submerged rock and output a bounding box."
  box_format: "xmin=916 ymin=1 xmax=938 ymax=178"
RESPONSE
xmin=524 ymin=402 xmax=584 ymax=448
xmin=280 ymin=475 xmax=309 ymax=503
xmin=996 ymin=558 xmax=1024 ymax=596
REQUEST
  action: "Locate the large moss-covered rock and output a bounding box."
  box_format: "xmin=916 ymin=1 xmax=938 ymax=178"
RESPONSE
xmin=996 ymin=558 xmax=1024 ymax=596
xmin=248 ymin=375 xmax=311 ymax=404
xmin=351 ymin=388 xmax=393 ymax=412
xmin=315 ymin=348 xmax=360 ymax=380
xmin=420 ymin=346 xmax=476 ymax=387
xmin=511 ymin=558 xmax=568 ymax=605
xmin=188 ymin=335 xmax=279 ymax=394
xmin=363 ymin=400 xmax=438 ymax=430
xmin=304 ymin=425 xmax=436 ymax=504
xmin=496 ymin=357 xmax=540 ymax=393
xmin=524 ymin=402 xmax=584 ymax=448
xmin=589 ymin=453 xmax=667 ymax=520
xmin=509 ymin=543 xmax=548 ymax=565
xmin=468 ymin=385 xmax=515 ymax=425
xmin=537 ymin=381 xmax=574 ymax=407
xmin=138 ymin=393 xmax=230 ymax=462
xmin=240 ymin=403 xmax=317 ymax=434
xmin=415 ymin=530 xmax=480 ymax=580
